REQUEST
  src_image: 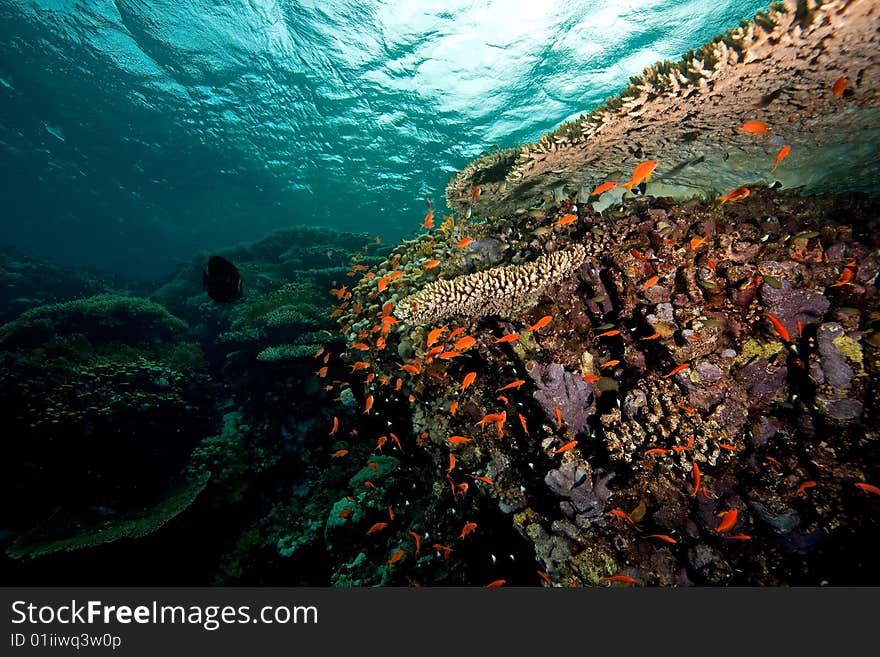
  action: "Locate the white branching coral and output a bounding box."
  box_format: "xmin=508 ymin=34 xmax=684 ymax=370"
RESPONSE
xmin=394 ymin=245 xmax=587 ymax=325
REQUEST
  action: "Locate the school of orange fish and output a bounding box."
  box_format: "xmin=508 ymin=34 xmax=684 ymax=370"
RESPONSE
xmin=313 ymin=75 xmax=877 ymax=587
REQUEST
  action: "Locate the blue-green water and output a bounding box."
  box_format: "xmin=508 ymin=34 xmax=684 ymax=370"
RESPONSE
xmin=0 ymin=0 xmax=769 ymax=278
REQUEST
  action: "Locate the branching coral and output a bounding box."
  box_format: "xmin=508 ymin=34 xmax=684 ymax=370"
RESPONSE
xmin=393 ymin=244 xmax=587 ymax=325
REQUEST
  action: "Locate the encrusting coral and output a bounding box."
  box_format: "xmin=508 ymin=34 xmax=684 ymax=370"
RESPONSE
xmin=394 ymin=244 xmax=587 ymax=325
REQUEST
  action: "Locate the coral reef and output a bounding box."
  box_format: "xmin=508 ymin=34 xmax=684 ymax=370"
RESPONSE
xmin=328 ymin=185 xmax=879 ymax=586
xmin=4 ymin=1 xmax=880 ymax=589
xmin=0 ymin=294 xmax=187 ymax=347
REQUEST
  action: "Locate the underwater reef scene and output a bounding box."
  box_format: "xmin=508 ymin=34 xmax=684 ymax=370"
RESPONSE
xmin=0 ymin=0 xmax=879 ymax=587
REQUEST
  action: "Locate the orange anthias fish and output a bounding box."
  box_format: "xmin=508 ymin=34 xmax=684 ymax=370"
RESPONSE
xmin=497 ymin=379 xmax=526 ymax=392
xmin=641 ymin=275 xmax=659 ymax=290
xmin=456 ymin=237 xmax=473 ymax=249
xmin=315 ymin=366 xmax=329 ymax=378
xmin=388 ymin=549 xmax=405 ymax=565
xmin=770 ymin=144 xmax=791 ymax=173
xmin=461 ymin=371 xmax=477 ymax=392
xmin=590 ymin=181 xmax=618 ymax=196
xmin=662 ymin=362 xmax=690 ymax=379
xmin=582 ymin=375 xmax=601 ymax=382
xmin=471 ymin=186 xmax=482 ymax=201
xmin=555 ymin=213 xmax=577 ymax=227
xmin=645 ymin=448 xmax=671 ymax=456
xmin=854 ymin=482 xmax=880 ymax=496
xmin=448 ymin=327 xmax=466 ymax=340
xmin=715 ymin=509 xmax=738 ymax=533
xmin=526 ymin=315 xmax=552 ymax=332
xmin=422 ymin=209 xmax=435 ymax=229
xmin=609 ymin=508 xmax=640 ymax=531
xmin=425 ymin=346 xmax=444 ymax=360
xmin=739 ymin=120 xmax=770 ymax=135
xmin=408 ymin=530 xmax=421 ymax=556
xmin=554 ymin=440 xmax=577 ymax=455
xmin=329 ymin=285 xmax=348 ymax=299
xmin=689 ymin=236 xmax=708 ymax=250
xmin=764 ymin=312 xmax=791 ymax=343
xmin=363 ymin=394 xmax=374 ymax=414
xmin=424 ymin=259 xmax=440 ymax=269
xmin=829 ymin=267 xmax=854 ymax=287
xmin=796 ymin=481 xmax=817 ymax=496
xmin=476 ymin=412 xmax=505 ymax=430
xmin=622 ymin=160 xmax=658 ymax=193
xmin=518 ymin=413 xmax=529 ymax=435
xmin=448 ymin=436 xmax=472 ymax=445
xmin=377 ymin=276 xmax=389 ymax=292
xmin=449 ymin=401 xmax=459 ymax=416
xmin=330 ymin=449 xmax=348 ymax=458
xmin=426 ymin=326 xmax=446 ymax=347
xmin=602 ymin=575 xmax=637 ymax=586
xmin=494 ymin=332 xmax=520 ymax=343
xmin=460 ymin=521 xmax=478 ymax=539
xmin=554 ymin=406 xmax=563 ymax=430
xmin=453 ymin=336 xmax=476 ymax=351
xmin=470 ymin=475 xmax=494 ymax=485
xmin=375 ymin=435 xmax=387 ymax=452
xmin=647 ymin=534 xmax=678 ymax=545
xmin=485 ymin=579 xmax=506 ymax=588
xmin=690 ymin=462 xmax=701 ymax=497
xmin=719 ymin=187 xmax=750 ymax=204
xmin=329 ymin=416 xmax=339 ymax=436
xmin=447 ymin=453 xmax=456 ymax=474
xmin=596 ymin=329 xmax=620 ymax=338
xmin=832 ymin=75 xmax=847 ymax=98
xmin=433 ymin=543 xmax=453 ymax=560
xmin=366 ymin=522 xmax=388 ymax=535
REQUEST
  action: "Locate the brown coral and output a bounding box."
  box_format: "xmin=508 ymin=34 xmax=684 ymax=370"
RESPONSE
xmin=393 ymin=244 xmax=587 ymax=325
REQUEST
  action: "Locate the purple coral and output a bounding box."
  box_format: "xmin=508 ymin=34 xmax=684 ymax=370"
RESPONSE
xmin=527 ymin=362 xmax=594 ymax=434
xmin=760 ymin=278 xmax=830 ymax=337
xmin=545 ymin=460 xmax=612 ymax=517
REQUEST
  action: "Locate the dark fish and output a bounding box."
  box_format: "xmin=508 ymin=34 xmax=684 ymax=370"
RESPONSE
xmin=629 ymin=181 xmax=647 ymax=196
xmin=757 ymin=86 xmax=790 ymax=108
xmin=203 ymin=255 xmax=244 ymax=302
